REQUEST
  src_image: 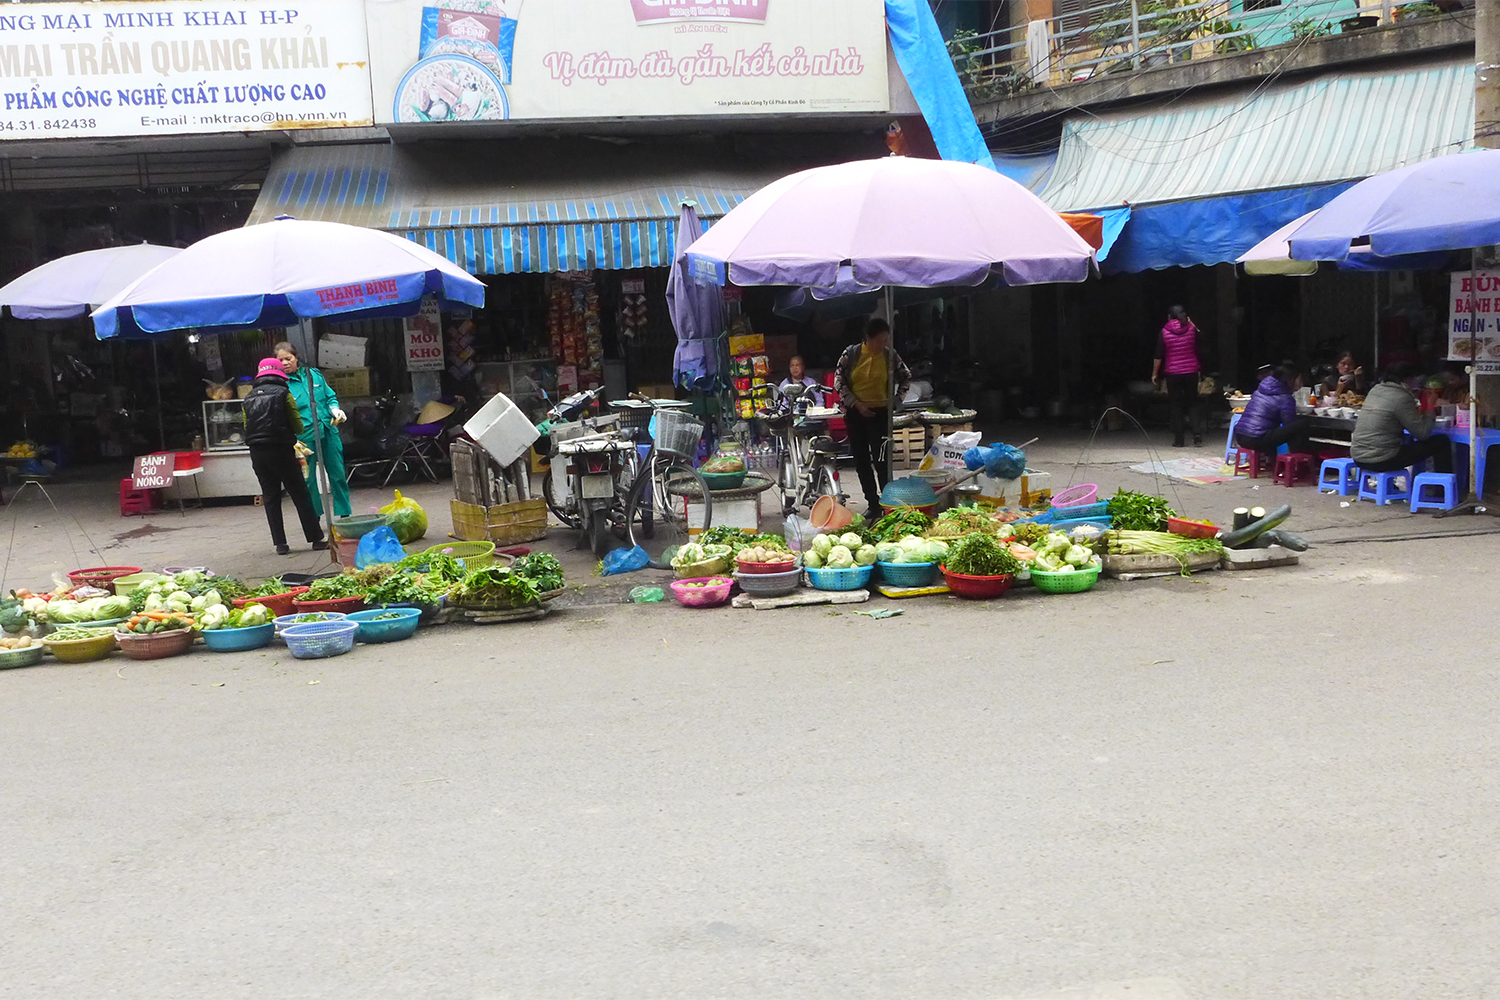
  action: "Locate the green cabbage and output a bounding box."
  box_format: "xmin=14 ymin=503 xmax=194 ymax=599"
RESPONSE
xmin=803 ymin=550 xmax=824 ymax=569
xmin=855 ymin=544 xmax=877 ymax=566
xmin=839 ymin=532 xmax=863 ymax=549
xmin=826 ymin=545 xmax=855 ymax=569
xmin=811 ymin=534 xmax=834 ymax=557
xmin=875 ymin=542 xmax=901 ymax=563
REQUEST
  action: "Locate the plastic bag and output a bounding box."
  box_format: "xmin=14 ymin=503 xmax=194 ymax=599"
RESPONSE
xmin=378 ymin=489 xmax=428 ymax=544
xmin=783 ymin=514 xmax=816 ymax=552
xmin=601 ymin=545 xmax=649 ymax=576
xmin=629 ymin=586 xmax=665 ymax=604
xmin=355 ymin=526 xmax=406 ymax=569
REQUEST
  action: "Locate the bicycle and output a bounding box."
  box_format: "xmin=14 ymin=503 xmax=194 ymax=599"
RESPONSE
xmin=624 ymin=398 xmax=713 ymax=569
xmin=759 ymin=384 xmax=846 ymax=515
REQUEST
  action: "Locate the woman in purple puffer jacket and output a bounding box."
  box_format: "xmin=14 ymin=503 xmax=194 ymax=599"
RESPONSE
xmin=1234 ymin=364 xmax=1312 ymax=455
xmin=1151 ymin=305 xmax=1203 ymax=448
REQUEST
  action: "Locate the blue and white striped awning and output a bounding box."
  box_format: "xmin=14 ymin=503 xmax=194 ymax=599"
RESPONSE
xmin=246 ymin=140 xmax=834 ymax=275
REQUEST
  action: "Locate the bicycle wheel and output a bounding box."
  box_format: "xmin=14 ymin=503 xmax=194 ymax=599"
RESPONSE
xmin=626 ymin=453 xmax=712 ymax=569
xmin=812 ymin=462 xmax=844 ymax=507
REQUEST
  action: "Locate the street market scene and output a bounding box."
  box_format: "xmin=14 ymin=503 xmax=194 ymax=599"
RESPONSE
xmin=2 ymin=1 xmax=1499 ymax=998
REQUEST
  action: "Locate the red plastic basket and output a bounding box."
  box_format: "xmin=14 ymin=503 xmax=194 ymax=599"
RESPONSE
xmin=734 ymin=557 xmax=800 ymax=575
xmin=115 ymin=628 xmax=194 ymax=660
xmin=67 ymin=566 xmax=141 ymax=589
xmin=233 ymin=587 xmax=308 ymax=618
xmin=941 ymin=569 xmax=1014 ymax=600
xmin=1166 ymin=516 xmax=1220 ymax=539
xmin=293 ymin=595 xmax=368 ymax=615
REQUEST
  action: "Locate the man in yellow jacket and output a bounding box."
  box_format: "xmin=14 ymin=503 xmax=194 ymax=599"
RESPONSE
xmin=833 ymin=318 xmax=911 ymax=517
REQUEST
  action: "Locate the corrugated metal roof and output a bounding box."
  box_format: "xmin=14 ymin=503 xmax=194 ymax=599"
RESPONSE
xmin=1039 ymin=59 xmax=1475 ymax=213
xmin=247 ymin=138 xmax=875 ymax=273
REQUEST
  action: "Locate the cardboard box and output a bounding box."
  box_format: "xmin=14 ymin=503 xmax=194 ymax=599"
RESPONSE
xmin=318 ymin=333 xmax=369 ymax=369
xmin=637 ymin=383 xmax=677 ymax=399
xmin=728 ymin=333 xmax=764 ymax=356
xmin=324 ymin=367 xmax=371 ymax=399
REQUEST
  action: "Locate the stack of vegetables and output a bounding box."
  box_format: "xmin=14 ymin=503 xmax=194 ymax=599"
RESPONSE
xmin=669 ymin=542 xmax=732 ymax=576
xmin=197 ymin=603 xmax=273 ymax=631
xmin=445 ymin=554 xmax=567 ymax=610
xmin=302 ymin=575 xmax=368 ymax=602
xmin=1104 ymin=530 xmax=1223 ymax=573
xmin=940 ymin=533 xmax=1021 ymax=578
xmin=802 ymin=532 xmax=877 ymax=570
xmin=733 ymin=539 xmax=797 ymax=572
xmin=870 ymin=507 xmax=934 ymax=542
xmin=1107 ymin=490 xmax=1175 ymax=531
xmin=874 ymin=535 xmax=948 ymax=565
xmin=20 ymin=592 xmax=131 ymax=625
xmin=1028 ymin=531 xmax=1103 ymax=574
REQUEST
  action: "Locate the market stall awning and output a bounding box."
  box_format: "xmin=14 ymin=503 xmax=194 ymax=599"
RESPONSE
xmin=1033 ymin=58 xmax=1475 ymax=273
xmin=246 ymin=137 xmax=879 ymax=275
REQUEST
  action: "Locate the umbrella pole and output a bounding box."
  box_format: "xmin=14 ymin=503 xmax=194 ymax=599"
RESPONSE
xmin=885 ymin=285 xmax=895 ymax=491
xmin=1437 ymin=249 xmax=1496 ymax=518
xmin=152 ymin=341 xmax=165 ymax=451
xmin=302 ymin=321 xmax=338 ymax=559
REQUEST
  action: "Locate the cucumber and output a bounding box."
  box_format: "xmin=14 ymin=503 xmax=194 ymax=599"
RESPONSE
xmin=1220 ymin=504 xmax=1291 ymax=549
xmin=1264 ymin=528 xmax=1309 ymax=552
xmin=1232 ymin=507 xmax=1251 ymax=530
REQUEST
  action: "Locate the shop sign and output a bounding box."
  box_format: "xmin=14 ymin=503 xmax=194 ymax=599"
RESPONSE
xmin=404 ymin=296 xmax=444 ymax=371
xmin=1448 ymin=270 xmax=1500 ymax=371
xmin=0 ymin=0 xmax=373 ymax=141
xmin=132 ymin=452 xmax=175 ymax=490
xmin=366 ymin=0 xmax=887 ymax=126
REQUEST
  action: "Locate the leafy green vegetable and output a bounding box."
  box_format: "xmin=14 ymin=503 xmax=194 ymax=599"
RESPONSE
xmin=367 ymin=571 xmax=445 ymax=607
xmin=926 ymin=506 xmax=1002 ymax=539
xmin=1105 ymin=530 xmax=1222 ymax=575
xmin=448 ymin=566 xmax=542 ymax=608
xmin=943 ymin=534 xmax=1020 ymax=577
xmin=246 ymin=576 xmax=289 ymax=598
xmin=394 ymin=551 xmax=465 ymax=585
xmin=511 ymin=553 xmax=564 ymax=592
xmin=304 ymin=575 xmax=367 ymax=601
xmin=871 ymin=506 xmax=934 ymax=542
xmin=1107 ymin=489 xmax=1176 ymax=532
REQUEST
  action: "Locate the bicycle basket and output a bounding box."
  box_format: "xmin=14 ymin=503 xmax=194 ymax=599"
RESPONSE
xmin=650 ymin=409 xmax=704 ymax=459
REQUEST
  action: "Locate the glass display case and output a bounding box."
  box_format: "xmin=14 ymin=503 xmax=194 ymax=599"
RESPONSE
xmin=202 ymin=400 xmax=248 ymax=452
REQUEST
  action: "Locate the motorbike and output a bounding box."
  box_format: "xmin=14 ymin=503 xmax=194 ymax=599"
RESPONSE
xmin=758 ymin=383 xmax=845 ymax=514
xmin=535 ymin=387 xmax=638 ymax=555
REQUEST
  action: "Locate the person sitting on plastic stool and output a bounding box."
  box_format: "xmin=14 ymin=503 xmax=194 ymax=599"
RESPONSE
xmin=1351 ymin=365 xmax=1451 ymax=476
xmin=1234 ymin=364 xmax=1312 ymax=456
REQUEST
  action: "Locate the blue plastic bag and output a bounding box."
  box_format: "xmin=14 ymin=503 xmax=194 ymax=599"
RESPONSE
xmin=964 ymin=442 xmax=1027 ymax=481
xmin=355 ymin=525 xmax=406 ymax=569
xmin=601 ymin=545 xmax=649 ymax=576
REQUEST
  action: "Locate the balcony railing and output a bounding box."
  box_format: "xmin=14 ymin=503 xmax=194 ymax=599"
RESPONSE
xmin=949 ymin=0 xmax=1465 ymax=101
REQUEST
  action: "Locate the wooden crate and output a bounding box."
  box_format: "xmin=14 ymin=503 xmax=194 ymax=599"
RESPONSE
xmin=924 ymin=422 xmax=973 ymax=450
xmin=450 ymin=439 xmax=490 ymax=507
xmin=890 ymin=425 xmax=927 ymax=472
xmin=450 ymin=499 xmax=548 ymax=545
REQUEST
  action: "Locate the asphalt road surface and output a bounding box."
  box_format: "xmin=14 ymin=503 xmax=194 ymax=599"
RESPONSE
xmin=5 ymin=531 xmax=1498 ymax=1000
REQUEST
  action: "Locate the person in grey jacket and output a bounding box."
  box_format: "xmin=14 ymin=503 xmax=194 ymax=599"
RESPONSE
xmin=1350 ymin=369 xmax=1451 ymax=474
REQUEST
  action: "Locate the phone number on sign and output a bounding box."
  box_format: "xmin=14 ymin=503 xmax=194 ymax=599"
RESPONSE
xmin=0 ymin=119 xmax=99 ymax=131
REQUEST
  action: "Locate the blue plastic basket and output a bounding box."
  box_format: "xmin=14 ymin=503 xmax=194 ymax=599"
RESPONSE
xmin=875 ymin=561 xmax=939 ymax=588
xmin=201 ymin=623 xmax=274 ymax=652
xmin=1049 ymin=516 xmax=1114 ymax=532
xmin=346 ymin=608 xmax=421 ymax=643
xmin=805 ymin=564 xmax=874 ymax=591
xmin=282 ymin=620 xmax=358 ymax=659
xmin=273 ymin=611 xmax=348 ymax=643
xmin=1024 ymin=501 xmax=1110 ymax=524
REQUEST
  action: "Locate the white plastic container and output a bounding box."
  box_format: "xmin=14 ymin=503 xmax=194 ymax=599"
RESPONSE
xmin=464 ymin=391 xmax=539 ymax=466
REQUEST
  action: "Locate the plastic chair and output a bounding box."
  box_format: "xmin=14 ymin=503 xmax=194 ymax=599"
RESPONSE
xmin=1318 ymin=457 xmax=1358 ymax=496
xmin=1410 ymin=472 xmax=1458 ymax=512
xmin=1273 ymin=452 xmax=1315 ymax=487
xmin=1357 ymin=469 xmax=1410 ymax=505
xmin=1232 ymin=448 xmax=1269 ymax=479
xmin=1223 ymin=412 xmax=1242 ymax=464
xmin=119 ymin=479 xmax=157 ymax=517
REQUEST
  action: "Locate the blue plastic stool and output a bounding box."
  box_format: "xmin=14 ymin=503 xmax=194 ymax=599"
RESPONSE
xmin=1357 ymin=469 xmax=1411 ymax=505
xmin=1223 ymin=412 xmax=1242 ymax=464
xmin=1318 ymin=457 xmax=1358 ymax=496
xmin=1410 ymin=472 xmax=1458 ymax=512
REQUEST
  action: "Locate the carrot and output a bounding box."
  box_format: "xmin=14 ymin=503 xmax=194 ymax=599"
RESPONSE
xmin=1009 ymin=544 xmax=1038 ymax=562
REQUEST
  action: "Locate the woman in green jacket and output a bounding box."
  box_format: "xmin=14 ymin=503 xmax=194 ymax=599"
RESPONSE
xmin=274 ymin=341 xmax=352 ymax=518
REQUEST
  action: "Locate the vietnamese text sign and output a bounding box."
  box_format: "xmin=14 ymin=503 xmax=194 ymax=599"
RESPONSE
xmin=1448 ymin=270 xmax=1500 ymax=364
xmin=132 ymin=452 xmax=175 ymax=490
xmin=0 ymin=0 xmax=373 ymax=140
xmin=404 ymin=296 xmax=444 ymax=371
xmin=367 ymin=0 xmax=887 ymax=125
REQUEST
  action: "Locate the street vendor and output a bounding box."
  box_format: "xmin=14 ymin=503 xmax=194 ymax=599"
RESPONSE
xmin=1351 ymin=366 xmax=1452 ymax=476
xmin=835 ymin=318 xmax=911 ymax=518
xmin=779 ymin=356 xmax=824 ymax=406
xmin=274 ymin=341 xmax=351 ymax=519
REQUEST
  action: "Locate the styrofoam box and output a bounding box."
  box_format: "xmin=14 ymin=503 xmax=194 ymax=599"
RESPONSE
xmin=464 ymin=391 xmax=539 ymax=466
xmin=318 ymin=333 xmax=369 ymax=369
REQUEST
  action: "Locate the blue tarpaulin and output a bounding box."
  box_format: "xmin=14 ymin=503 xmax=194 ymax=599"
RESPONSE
xmin=885 ymin=0 xmax=995 ymax=170
xmin=1100 ymin=185 xmax=1357 ymax=274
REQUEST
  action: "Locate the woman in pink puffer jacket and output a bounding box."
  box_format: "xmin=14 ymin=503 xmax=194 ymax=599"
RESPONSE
xmin=1151 ymin=305 xmax=1203 ymax=447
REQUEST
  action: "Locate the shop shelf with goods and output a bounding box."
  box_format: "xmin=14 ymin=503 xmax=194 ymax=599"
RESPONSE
xmin=547 ymin=275 xmax=604 ymax=396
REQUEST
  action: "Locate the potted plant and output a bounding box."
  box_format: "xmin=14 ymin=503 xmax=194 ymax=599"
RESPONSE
xmin=1393 ymin=2 xmax=1442 ymax=20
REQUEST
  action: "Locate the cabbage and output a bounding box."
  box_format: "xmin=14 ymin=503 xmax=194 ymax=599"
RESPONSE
xmin=875 ymin=542 xmax=901 ymax=563
xmin=839 ymin=532 xmax=863 ymax=549
xmin=826 ymin=545 xmax=854 ymax=569
xmin=803 ymin=550 xmax=824 ymax=569
xmin=899 ymin=535 xmax=925 ymax=552
xmin=812 ymin=534 xmax=834 ymax=557
xmin=927 ymin=539 xmax=949 ymax=560
xmin=1065 ymin=545 xmax=1092 ymax=566
xmin=855 ymin=544 xmax=877 ymax=566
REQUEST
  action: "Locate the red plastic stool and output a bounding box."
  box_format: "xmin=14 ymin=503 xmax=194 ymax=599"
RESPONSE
xmin=1232 ymin=448 xmax=1269 ymax=478
xmin=1273 ymin=452 xmax=1315 ymax=487
xmin=119 ymin=479 xmax=159 ymax=516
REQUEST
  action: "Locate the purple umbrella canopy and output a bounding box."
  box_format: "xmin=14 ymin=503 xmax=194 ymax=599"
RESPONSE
xmin=1288 ymin=148 xmax=1500 ymax=261
xmin=684 ymin=156 xmax=1096 ymax=290
xmin=666 ymin=202 xmax=724 ymax=389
